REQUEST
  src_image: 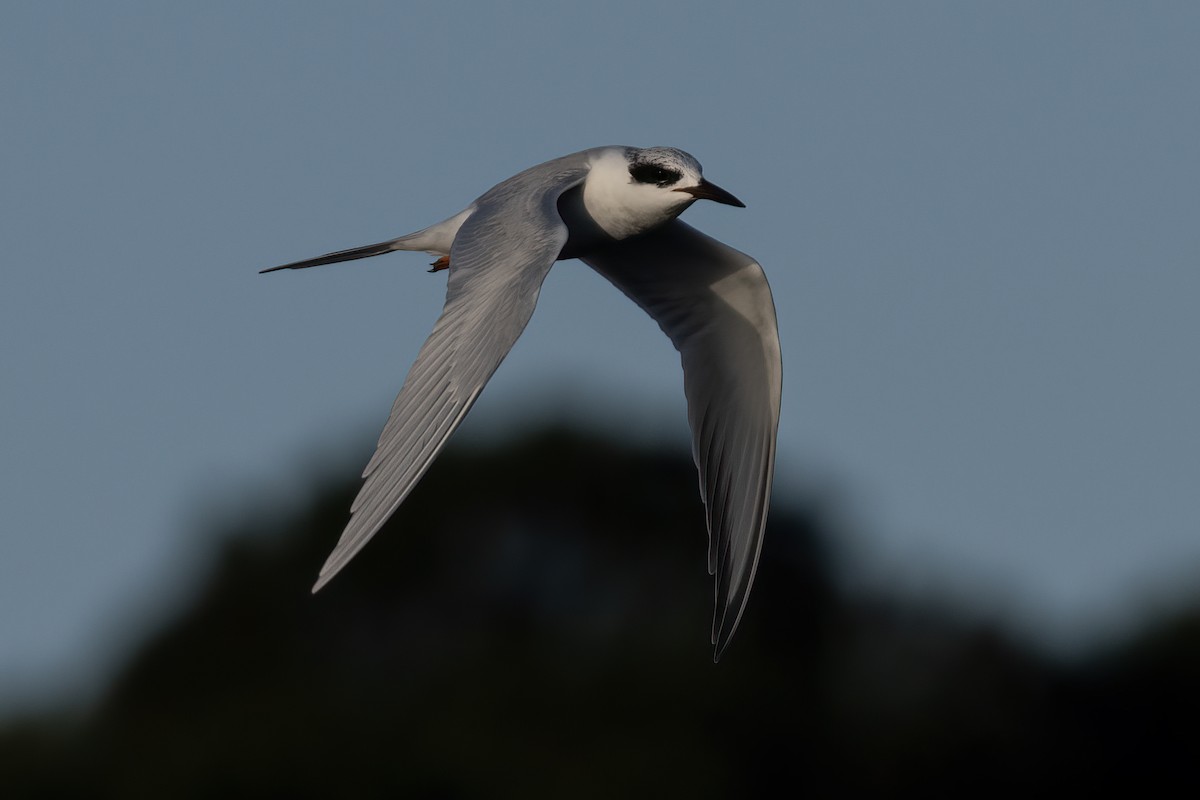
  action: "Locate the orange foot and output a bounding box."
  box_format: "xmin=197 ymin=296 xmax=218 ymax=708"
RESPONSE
xmin=428 ymin=256 xmax=450 ymax=273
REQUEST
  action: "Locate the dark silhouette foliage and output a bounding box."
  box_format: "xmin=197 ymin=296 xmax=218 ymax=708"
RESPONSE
xmin=1 ymin=426 xmax=1196 ymax=796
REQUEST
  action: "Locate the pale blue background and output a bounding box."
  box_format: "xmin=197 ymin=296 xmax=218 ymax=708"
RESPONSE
xmin=2 ymin=2 xmax=1198 ymax=713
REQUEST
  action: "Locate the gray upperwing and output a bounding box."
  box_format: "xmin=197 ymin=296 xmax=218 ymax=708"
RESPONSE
xmin=581 ymin=220 xmax=782 ymax=660
xmin=313 ymin=153 xmax=593 ymax=591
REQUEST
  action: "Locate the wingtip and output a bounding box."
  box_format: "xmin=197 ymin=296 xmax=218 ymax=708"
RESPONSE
xmin=710 ymin=596 xmax=745 ymax=663
xmin=311 ymin=546 xmax=355 ymax=594
xmin=311 ymin=571 xmax=334 ymax=594
xmin=713 ymin=631 xmax=734 ymax=663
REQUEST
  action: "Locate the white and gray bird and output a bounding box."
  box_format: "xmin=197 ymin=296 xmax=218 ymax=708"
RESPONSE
xmin=263 ymin=146 xmax=781 ymax=660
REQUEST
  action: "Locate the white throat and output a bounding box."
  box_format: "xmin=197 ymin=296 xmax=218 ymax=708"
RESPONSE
xmin=581 ymin=149 xmax=691 ymax=240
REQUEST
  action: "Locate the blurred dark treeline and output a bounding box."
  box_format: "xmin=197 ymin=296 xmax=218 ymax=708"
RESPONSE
xmin=1 ymin=426 xmax=1197 ymax=797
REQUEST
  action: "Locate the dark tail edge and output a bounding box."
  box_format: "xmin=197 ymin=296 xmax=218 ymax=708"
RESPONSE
xmin=259 ymin=240 xmax=397 ymax=274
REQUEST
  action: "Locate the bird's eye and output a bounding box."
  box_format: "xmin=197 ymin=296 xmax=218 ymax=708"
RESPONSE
xmin=629 ymin=163 xmax=681 ymax=186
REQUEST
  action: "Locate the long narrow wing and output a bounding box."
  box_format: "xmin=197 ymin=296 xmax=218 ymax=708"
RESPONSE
xmin=582 ymin=220 xmax=782 ymax=660
xmin=312 ymin=161 xmax=590 ymax=591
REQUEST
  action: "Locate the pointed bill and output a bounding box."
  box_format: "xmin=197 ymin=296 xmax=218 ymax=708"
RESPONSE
xmin=675 ymin=179 xmax=746 ymax=208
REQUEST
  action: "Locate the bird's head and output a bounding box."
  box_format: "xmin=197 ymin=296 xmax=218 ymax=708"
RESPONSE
xmin=582 ymin=146 xmax=744 ymax=240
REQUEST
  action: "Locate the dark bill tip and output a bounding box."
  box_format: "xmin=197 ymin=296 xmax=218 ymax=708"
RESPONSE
xmin=675 ymin=179 xmax=746 ymax=208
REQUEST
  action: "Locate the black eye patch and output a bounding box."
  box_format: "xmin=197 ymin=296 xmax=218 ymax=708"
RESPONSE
xmin=629 ymin=163 xmax=682 ymax=186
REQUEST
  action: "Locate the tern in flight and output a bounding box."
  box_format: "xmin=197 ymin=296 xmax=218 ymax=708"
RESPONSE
xmin=263 ymin=146 xmax=781 ymax=660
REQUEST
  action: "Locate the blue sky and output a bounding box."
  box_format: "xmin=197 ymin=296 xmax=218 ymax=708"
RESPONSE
xmin=2 ymin=2 xmax=1199 ymax=713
